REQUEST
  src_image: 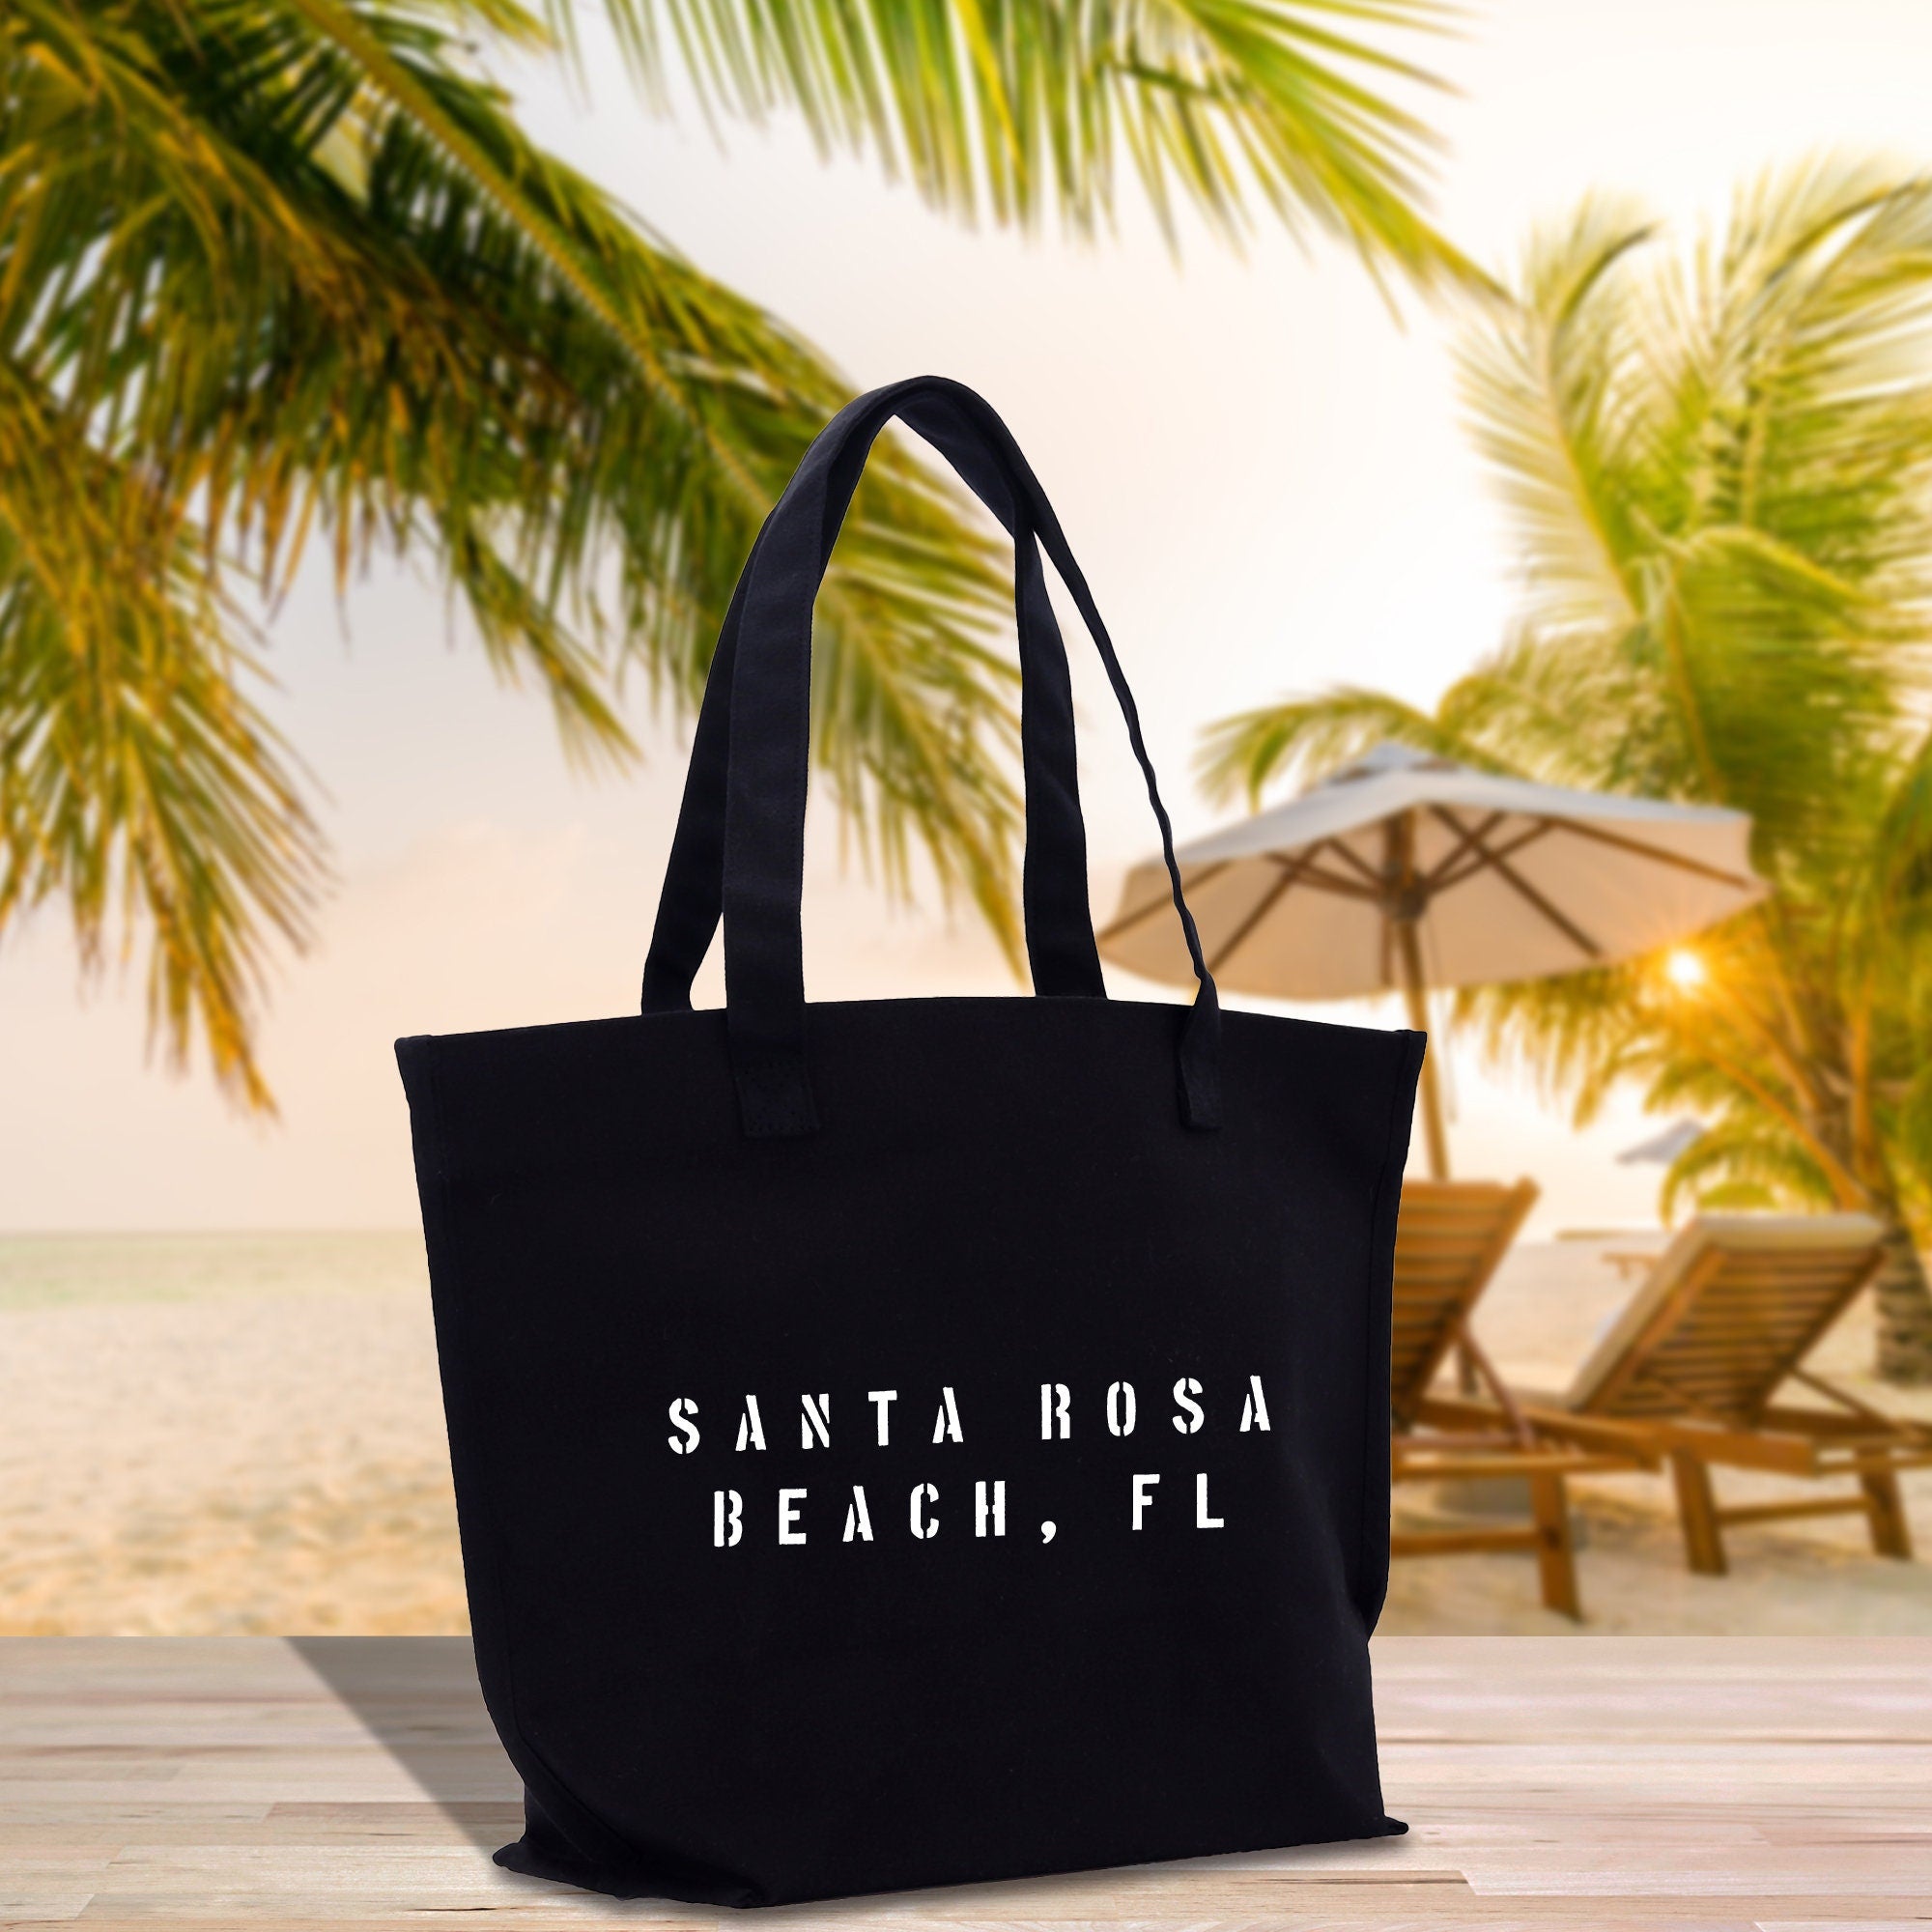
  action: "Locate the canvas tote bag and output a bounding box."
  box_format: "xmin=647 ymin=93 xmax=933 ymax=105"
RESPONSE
xmin=398 ymin=376 xmax=1425 ymax=1908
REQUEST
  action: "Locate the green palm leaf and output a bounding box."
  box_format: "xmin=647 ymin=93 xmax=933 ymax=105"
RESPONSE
xmin=607 ymin=0 xmax=1478 ymax=283
xmin=1198 ymin=159 xmax=1932 ymax=1378
xmin=2 ymin=0 xmax=1465 ymax=1101
xmin=0 ymin=356 xmax=325 ymax=1110
xmin=4 ymin=0 xmax=1021 ymax=1097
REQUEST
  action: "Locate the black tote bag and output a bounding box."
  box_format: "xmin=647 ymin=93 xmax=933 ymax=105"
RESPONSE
xmin=398 ymin=376 xmax=1425 ymax=1909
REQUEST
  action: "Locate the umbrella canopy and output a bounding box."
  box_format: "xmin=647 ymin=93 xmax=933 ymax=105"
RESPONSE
xmin=1099 ymin=743 xmax=1767 ymax=1178
xmin=1101 ymin=744 xmax=1764 ymax=997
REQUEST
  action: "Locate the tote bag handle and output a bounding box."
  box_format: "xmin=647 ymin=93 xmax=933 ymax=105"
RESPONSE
xmin=649 ymin=376 xmax=1221 ymax=1138
xmin=642 ymin=398 xmax=1103 ymax=1010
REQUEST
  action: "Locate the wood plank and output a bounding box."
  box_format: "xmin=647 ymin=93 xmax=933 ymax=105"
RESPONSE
xmin=3 ymin=1637 xmax=1930 ymax=1928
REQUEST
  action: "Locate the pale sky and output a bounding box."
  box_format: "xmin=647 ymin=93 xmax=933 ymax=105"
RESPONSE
xmin=4 ymin=0 xmax=1929 ymax=1235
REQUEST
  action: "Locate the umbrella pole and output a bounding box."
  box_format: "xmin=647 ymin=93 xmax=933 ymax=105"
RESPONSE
xmin=1395 ymin=923 xmax=1451 ymax=1183
xmin=1395 ymin=903 xmax=1476 ymax=1392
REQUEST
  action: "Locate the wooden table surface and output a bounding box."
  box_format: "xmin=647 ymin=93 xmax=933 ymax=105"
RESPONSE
xmin=2 ymin=1636 xmax=1927 ymax=1929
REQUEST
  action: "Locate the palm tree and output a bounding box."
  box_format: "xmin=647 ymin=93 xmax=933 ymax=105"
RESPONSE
xmin=0 ymin=0 xmax=1474 ymax=1108
xmin=1201 ymin=160 xmax=1932 ymax=1383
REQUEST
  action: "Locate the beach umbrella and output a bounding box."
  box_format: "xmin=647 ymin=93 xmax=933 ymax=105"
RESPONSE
xmin=1617 ymin=1120 xmax=1706 ymax=1166
xmin=1098 ymin=744 xmax=1766 ymax=1179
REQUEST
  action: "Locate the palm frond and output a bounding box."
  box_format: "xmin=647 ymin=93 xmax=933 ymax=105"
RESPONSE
xmin=606 ymin=0 xmax=1483 ymax=288
xmin=5 ymin=0 xmax=1478 ymax=1100
xmin=1867 ymin=721 xmax=1932 ymax=911
xmin=1440 ymin=164 xmax=1932 ymax=840
xmin=0 ymin=355 xmax=326 ymax=1108
xmin=1192 ymin=684 xmax=1483 ymax=804
xmin=1197 ymin=164 xmax=1932 ymax=1350
xmin=1 ymin=0 xmax=1032 ymax=1094
xmin=1455 ymin=194 xmax=1658 ymax=641
xmin=1658 ymin=1116 xmax=1834 ymax=1221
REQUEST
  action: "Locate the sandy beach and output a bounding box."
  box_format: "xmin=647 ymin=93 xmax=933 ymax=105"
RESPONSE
xmin=1 ymin=1227 xmax=1927 ymax=1635
xmin=1387 ymin=1233 xmax=1932 ymax=1634
xmin=0 ymin=1235 xmax=463 ymax=1635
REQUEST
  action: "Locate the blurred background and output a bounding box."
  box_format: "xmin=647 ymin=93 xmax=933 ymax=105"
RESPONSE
xmin=4 ymin=0 xmax=1931 ymax=1635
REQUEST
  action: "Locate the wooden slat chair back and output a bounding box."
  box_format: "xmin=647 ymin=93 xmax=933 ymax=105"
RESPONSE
xmin=1565 ymin=1215 xmax=1887 ymax=1427
xmin=1385 ymin=1178 xmax=1653 ymax=1620
xmin=1390 ymin=1179 xmax=1538 ymax=1430
xmin=1530 ymin=1213 xmax=1932 ymax=1576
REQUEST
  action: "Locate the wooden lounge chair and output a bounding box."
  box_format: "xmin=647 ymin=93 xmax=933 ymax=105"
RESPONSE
xmin=1484 ymin=1214 xmax=1932 ymax=1576
xmin=1389 ymin=1179 xmax=1652 ymax=1619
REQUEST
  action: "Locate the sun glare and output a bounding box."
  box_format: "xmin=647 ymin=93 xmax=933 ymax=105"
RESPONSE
xmin=1663 ymin=948 xmax=1708 ymax=992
